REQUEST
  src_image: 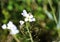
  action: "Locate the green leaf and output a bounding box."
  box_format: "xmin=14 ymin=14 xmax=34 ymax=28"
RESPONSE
xmin=7 ymin=5 xmax=13 ymax=10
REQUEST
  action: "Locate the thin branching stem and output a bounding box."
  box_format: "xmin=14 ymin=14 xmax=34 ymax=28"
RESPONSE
xmin=26 ymin=22 xmax=34 ymax=42
xmin=12 ymin=35 xmax=20 ymax=42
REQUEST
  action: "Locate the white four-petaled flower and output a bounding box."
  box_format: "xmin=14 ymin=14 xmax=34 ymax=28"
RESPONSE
xmin=1 ymin=21 xmax=19 ymax=35
xmin=19 ymin=20 xmax=24 ymax=25
xmin=21 ymin=10 xmax=36 ymax=22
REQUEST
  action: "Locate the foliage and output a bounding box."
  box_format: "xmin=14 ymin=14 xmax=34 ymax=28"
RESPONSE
xmin=0 ymin=0 xmax=60 ymax=42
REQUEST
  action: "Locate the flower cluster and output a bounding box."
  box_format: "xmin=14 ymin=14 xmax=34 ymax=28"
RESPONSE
xmin=2 ymin=10 xmax=35 ymax=34
xmin=19 ymin=10 xmax=35 ymax=25
xmin=2 ymin=21 xmax=19 ymax=35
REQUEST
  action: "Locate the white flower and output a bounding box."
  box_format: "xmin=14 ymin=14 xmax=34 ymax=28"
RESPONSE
xmin=2 ymin=21 xmax=19 ymax=35
xmin=10 ymin=29 xmax=19 ymax=35
xmin=2 ymin=24 xmax=7 ymax=29
xmin=19 ymin=20 xmax=24 ymax=25
xmin=7 ymin=21 xmax=19 ymax=34
xmin=21 ymin=10 xmax=36 ymax=22
xmin=7 ymin=21 xmax=17 ymax=30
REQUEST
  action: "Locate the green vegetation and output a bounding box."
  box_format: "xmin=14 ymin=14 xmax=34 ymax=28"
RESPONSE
xmin=0 ymin=0 xmax=60 ymax=42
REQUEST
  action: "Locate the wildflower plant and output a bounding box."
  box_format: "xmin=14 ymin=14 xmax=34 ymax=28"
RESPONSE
xmin=1 ymin=0 xmax=60 ymax=42
xmin=1 ymin=10 xmax=35 ymax=42
xmin=21 ymin=10 xmax=35 ymax=22
xmin=2 ymin=21 xmax=20 ymax=42
xmin=19 ymin=10 xmax=36 ymax=42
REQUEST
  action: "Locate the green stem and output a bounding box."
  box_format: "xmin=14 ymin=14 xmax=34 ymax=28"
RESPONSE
xmin=48 ymin=0 xmax=57 ymax=24
xmin=57 ymin=1 xmax=60 ymax=39
xmin=12 ymin=35 xmax=20 ymax=42
xmin=26 ymin=22 xmax=34 ymax=42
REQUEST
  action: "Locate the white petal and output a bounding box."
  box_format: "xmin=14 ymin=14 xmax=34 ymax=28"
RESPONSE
xmin=21 ymin=13 xmax=26 ymax=17
xmin=10 ymin=29 xmax=19 ymax=35
xmin=21 ymin=10 xmax=30 ymax=18
xmin=2 ymin=24 xmax=7 ymax=29
xmin=29 ymin=18 xmax=35 ymax=22
xmin=7 ymin=21 xmax=13 ymax=28
xmin=9 ymin=26 xmax=17 ymax=30
xmin=25 ymin=14 xmax=29 ymax=18
xmin=19 ymin=20 xmax=24 ymax=25
xmin=24 ymin=18 xmax=29 ymax=22
xmin=29 ymin=18 xmax=33 ymax=22
xmin=21 ymin=10 xmax=28 ymax=17
xmin=31 ymin=18 xmax=36 ymax=21
xmin=23 ymin=10 xmax=27 ymax=14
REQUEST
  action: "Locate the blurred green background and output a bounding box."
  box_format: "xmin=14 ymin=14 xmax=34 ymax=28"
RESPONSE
xmin=0 ymin=0 xmax=60 ymax=42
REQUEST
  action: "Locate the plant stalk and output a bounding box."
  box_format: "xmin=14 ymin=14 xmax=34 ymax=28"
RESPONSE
xmin=12 ymin=35 xmax=20 ymax=42
xmin=26 ymin=22 xmax=34 ymax=42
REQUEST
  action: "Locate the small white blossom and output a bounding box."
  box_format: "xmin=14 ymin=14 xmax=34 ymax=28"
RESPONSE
xmin=7 ymin=21 xmax=19 ymax=34
xmin=19 ymin=20 xmax=24 ymax=25
xmin=2 ymin=21 xmax=19 ymax=35
xmin=20 ymin=10 xmax=36 ymax=26
xmin=2 ymin=24 xmax=7 ymax=29
xmin=21 ymin=10 xmax=36 ymax=22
